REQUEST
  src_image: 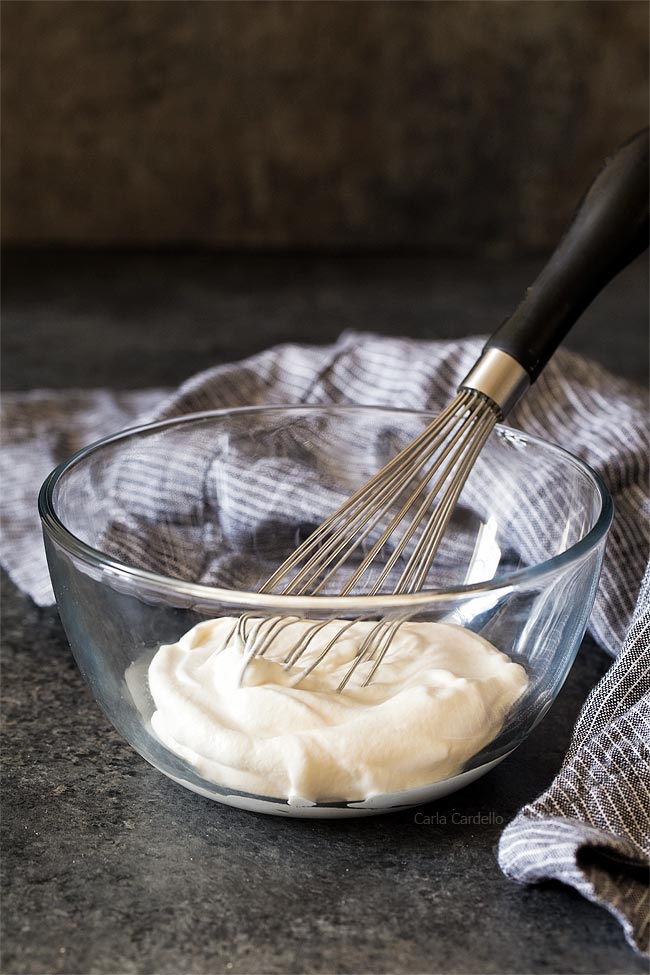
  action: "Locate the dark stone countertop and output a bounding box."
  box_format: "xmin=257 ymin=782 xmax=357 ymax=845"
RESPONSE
xmin=2 ymin=252 xmax=648 ymax=975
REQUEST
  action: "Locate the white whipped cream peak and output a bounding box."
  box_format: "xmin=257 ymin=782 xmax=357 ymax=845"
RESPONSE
xmin=148 ymin=616 xmax=528 ymax=804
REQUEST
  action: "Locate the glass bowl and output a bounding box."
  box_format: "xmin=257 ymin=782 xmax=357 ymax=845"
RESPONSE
xmin=39 ymin=406 xmax=612 ymax=817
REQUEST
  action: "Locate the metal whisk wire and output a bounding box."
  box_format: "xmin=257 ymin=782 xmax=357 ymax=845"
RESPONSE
xmin=260 ymin=389 xmax=497 ymax=598
xmin=230 ymin=388 xmax=501 ymax=691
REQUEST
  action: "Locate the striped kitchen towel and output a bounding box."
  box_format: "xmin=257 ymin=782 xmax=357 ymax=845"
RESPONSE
xmin=1 ymin=332 xmax=648 ymax=952
xmin=498 ymin=561 xmax=650 ymax=956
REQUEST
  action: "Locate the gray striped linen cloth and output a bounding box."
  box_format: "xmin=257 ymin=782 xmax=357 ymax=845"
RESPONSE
xmin=1 ymin=332 xmax=648 ymax=953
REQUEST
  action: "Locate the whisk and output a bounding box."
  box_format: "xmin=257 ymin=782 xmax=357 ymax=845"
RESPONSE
xmin=232 ymin=128 xmax=649 ymax=690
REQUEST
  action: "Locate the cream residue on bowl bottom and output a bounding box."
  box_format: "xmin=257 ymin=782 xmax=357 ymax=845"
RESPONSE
xmin=147 ymin=617 xmax=528 ymax=805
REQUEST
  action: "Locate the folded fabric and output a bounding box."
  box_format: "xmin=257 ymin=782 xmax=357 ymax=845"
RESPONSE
xmin=499 ymin=562 xmax=650 ymax=955
xmin=1 ymin=332 xmax=648 ymax=952
xmin=2 ymin=333 xmax=647 ymax=653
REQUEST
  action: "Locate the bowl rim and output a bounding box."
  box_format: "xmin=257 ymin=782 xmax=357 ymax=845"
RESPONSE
xmin=38 ymin=404 xmax=614 ymax=611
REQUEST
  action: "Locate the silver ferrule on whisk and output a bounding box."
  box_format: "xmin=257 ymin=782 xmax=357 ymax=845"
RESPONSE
xmin=459 ymin=348 xmax=530 ymax=419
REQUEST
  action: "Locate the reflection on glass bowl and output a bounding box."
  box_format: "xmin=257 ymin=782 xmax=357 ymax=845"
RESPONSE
xmin=39 ymin=406 xmax=612 ymax=817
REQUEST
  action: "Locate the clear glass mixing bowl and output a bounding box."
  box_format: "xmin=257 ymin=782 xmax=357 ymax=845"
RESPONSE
xmin=39 ymin=406 xmax=612 ymax=817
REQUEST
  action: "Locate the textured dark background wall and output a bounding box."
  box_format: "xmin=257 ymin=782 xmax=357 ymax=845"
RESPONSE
xmin=2 ymin=0 xmax=648 ymax=253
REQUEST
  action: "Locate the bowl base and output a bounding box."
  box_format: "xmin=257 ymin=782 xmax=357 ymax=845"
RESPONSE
xmin=162 ymin=752 xmax=513 ymax=818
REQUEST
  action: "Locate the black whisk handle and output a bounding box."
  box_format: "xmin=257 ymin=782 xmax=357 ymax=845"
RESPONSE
xmin=485 ymin=128 xmax=649 ymax=383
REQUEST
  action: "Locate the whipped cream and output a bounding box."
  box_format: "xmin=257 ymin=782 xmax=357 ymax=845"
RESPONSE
xmin=148 ymin=617 xmax=528 ymax=804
